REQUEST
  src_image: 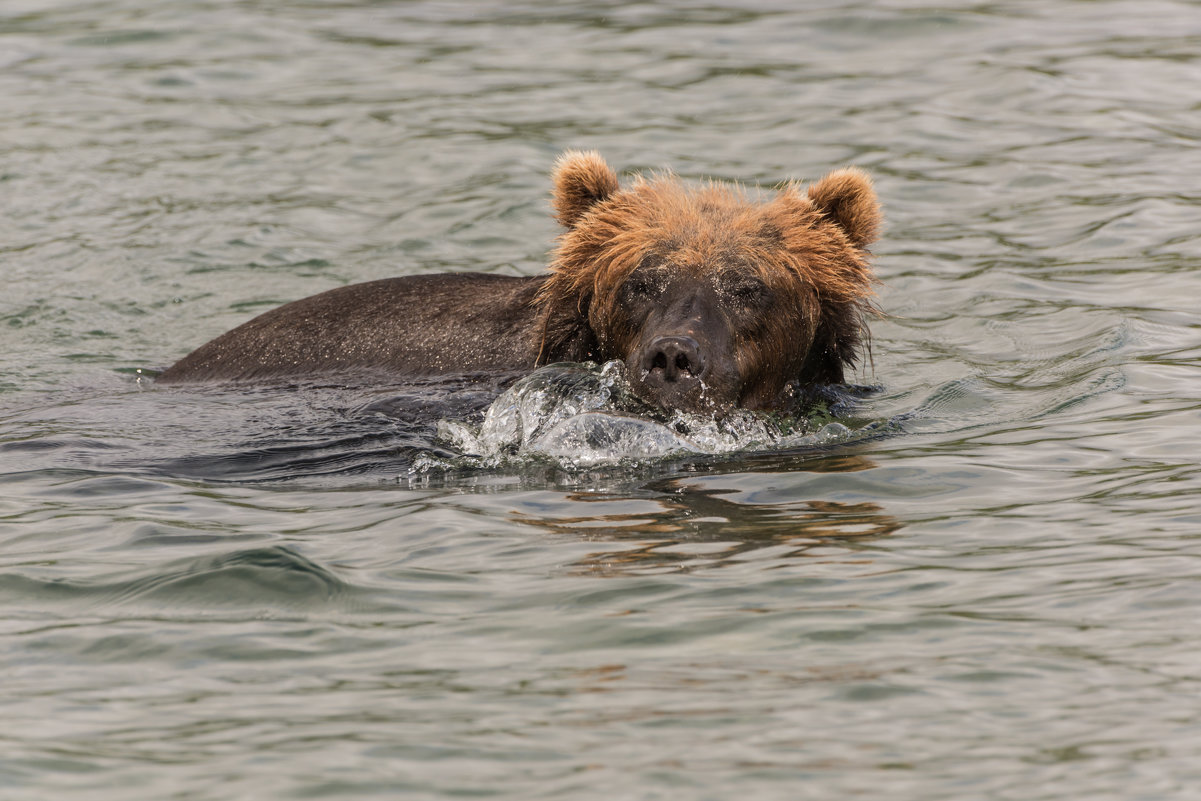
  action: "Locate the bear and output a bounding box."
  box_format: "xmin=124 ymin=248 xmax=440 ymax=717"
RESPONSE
xmin=157 ymin=151 xmax=881 ymax=415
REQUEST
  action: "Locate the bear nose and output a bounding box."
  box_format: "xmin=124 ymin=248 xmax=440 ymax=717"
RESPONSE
xmin=643 ymin=335 xmax=704 ymax=382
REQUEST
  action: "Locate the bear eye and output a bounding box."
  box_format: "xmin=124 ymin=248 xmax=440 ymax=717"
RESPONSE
xmin=725 ymin=278 xmax=769 ymax=307
xmin=622 ymin=270 xmax=667 ymax=301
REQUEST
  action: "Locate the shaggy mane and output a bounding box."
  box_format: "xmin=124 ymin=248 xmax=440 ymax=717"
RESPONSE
xmin=536 ymin=170 xmax=879 ymax=376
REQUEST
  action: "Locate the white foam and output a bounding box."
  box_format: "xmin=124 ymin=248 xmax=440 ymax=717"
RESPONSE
xmin=425 ymin=362 xmax=870 ymax=471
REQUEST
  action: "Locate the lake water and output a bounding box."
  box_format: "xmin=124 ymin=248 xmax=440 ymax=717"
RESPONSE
xmin=4 ymin=1 xmax=1201 ymax=798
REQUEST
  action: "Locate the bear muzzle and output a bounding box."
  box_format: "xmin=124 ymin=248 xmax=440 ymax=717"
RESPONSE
xmin=643 ymin=335 xmax=704 ymax=382
xmin=628 ymin=332 xmax=740 ymax=415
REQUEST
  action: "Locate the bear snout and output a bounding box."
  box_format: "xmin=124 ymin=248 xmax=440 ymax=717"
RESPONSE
xmin=629 ymin=333 xmax=741 ymax=415
xmin=643 ymin=335 xmax=705 ymax=382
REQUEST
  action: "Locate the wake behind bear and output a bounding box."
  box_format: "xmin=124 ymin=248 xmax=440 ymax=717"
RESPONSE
xmin=158 ymin=151 xmax=881 ymax=415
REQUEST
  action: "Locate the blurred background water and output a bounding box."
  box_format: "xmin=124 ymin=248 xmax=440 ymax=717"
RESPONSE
xmin=3 ymin=1 xmax=1201 ymax=798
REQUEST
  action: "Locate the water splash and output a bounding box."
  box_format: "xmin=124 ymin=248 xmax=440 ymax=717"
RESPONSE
xmin=417 ymin=361 xmax=877 ymax=472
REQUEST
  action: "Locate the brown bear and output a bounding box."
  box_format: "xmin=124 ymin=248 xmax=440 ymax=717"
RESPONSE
xmin=157 ymin=151 xmax=881 ymax=414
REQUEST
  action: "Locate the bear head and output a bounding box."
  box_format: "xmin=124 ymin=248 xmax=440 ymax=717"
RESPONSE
xmin=536 ymin=150 xmax=881 ymax=415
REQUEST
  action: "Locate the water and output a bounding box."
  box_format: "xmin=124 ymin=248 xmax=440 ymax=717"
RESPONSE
xmin=3 ymin=0 xmax=1201 ymax=798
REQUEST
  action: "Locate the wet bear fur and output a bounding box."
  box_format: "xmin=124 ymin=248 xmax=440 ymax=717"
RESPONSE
xmin=158 ymin=151 xmax=881 ymax=414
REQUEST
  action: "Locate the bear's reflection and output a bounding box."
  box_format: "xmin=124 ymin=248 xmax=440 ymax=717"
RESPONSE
xmin=514 ymin=453 xmax=901 ymax=575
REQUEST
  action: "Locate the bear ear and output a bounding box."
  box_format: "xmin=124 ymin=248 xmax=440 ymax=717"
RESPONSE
xmin=552 ymin=150 xmax=620 ymax=228
xmin=806 ymin=167 xmax=881 ymax=249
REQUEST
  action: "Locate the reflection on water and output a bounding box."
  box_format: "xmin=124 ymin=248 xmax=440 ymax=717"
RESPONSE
xmin=537 ymin=472 xmax=901 ymax=575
